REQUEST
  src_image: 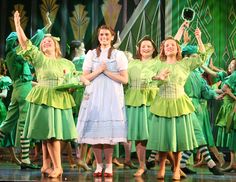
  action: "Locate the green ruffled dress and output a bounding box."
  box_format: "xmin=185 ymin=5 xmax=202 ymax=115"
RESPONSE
xmin=16 ymin=41 xmax=77 ymax=140
xmin=0 ymin=76 xmax=14 ymax=147
xmin=215 ymin=72 xmax=233 ymax=147
xmin=71 ymin=55 xmax=85 ymax=124
xmin=184 ymin=70 xmax=217 ymax=147
xmin=125 ymin=58 xmax=159 ymax=141
xmin=147 ymin=47 xmax=213 ymax=152
xmin=224 ymin=71 xmax=236 ymax=151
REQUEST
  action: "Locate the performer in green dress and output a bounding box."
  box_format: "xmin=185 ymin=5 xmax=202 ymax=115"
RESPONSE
xmin=0 ymin=13 xmax=52 ymax=169
xmin=201 ymin=58 xmax=236 ymax=149
xmin=0 ymin=61 xmax=19 ymax=164
xmin=69 ymin=40 xmax=92 ymax=171
xmin=125 ymin=36 xmax=159 ymax=176
xmin=219 ymin=68 xmax=236 ymax=172
xmin=179 ymin=44 xmax=223 ymax=175
xmin=148 ymin=26 xmax=212 ymax=180
xmin=14 ymin=11 xmax=89 ymax=178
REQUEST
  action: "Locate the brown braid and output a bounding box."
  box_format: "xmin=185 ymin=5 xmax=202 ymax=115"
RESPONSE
xmin=107 ymin=47 xmax=114 ymax=59
xmin=96 ymin=47 xmax=101 ymax=58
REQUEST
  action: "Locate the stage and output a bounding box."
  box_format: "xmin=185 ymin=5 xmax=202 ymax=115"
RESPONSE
xmin=0 ymin=162 xmax=235 ymax=182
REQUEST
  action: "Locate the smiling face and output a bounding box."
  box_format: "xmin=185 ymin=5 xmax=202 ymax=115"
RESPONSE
xmin=159 ymin=37 xmax=182 ymax=61
xmin=164 ymin=39 xmax=178 ymax=57
xmin=40 ymin=37 xmax=55 ymax=54
xmin=98 ymin=28 xmax=114 ymax=48
xmin=139 ymin=40 xmax=155 ymax=60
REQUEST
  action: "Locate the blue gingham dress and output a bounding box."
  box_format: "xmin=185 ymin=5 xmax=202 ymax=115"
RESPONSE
xmin=76 ymin=47 xmax=128 ymax=144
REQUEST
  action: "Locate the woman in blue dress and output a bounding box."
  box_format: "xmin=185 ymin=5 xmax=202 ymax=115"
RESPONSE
xmin=77 ymin=25 xmax=128 ymax=177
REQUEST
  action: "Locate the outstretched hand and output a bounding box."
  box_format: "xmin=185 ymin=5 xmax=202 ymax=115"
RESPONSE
xmin=195 ymin=28 xmax=201 ymax=39
xmin=174 ymin=21 xmax=190 ymax=41
xmin=14 ymin=11 xmax=21 ymax=28
xmin=183 ymin=30 xmax=191 ymax=44
xmin=180 ymin=21 xmax=190 ymax=31
xmin=45 ymin=12 xmax=52 ymax=29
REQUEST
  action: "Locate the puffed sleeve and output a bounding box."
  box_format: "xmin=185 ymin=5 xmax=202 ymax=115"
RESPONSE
xmin=82 ymin=50 xmax=94 ymax=71
xmin=216 ymin=71 xmax=227 ymax=82
xmin=200 ymin=79 xmax=217 ymax=100
xmin=115 ymin=50 xmax=128 ymax=71
xmin=182 ymin=43 xmax=214 ymax=71
xmin=16 ymin=40 xmax=44 ymax=68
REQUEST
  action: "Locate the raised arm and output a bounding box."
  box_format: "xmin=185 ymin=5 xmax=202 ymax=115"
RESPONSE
xmin=14 ymin=11 xmax=28 ymax=50
xmin=201 ymin=65 xmax=218 ymax=77
xmin=209 ymin=58 xmax=223 ymax=72
xmin=194 ymin=28 xmax=205 ymax=53
xmin=45 ymin=12 xmax=52 ymax=31
xmin=174 ymin=21 xmax=189 ymax=42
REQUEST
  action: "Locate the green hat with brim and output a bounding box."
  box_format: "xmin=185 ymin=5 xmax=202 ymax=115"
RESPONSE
xmin=30 ymin=27 xmax=47 ymax=47
xmin=181 ymin=45 xmax=198 ymax=57
xmin=5 ymin=32 xmax=18 ymax=52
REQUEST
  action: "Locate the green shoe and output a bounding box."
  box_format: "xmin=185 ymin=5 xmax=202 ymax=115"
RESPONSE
xmin=21 ymin=163 xmax=41 ymax=170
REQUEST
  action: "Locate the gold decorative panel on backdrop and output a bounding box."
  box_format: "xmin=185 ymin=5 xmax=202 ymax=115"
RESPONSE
xmin=40 ymin=0 xmax=59 ymax=32
xmin=9 ymin=4 xmax=28 ymax=31
xmin=227 ymin=6 xmax=236 ymax=62
xmin=101 ymin=0 xmax=121 ymax=29
xmin=69 ymin=4 xmax=90 ymax=40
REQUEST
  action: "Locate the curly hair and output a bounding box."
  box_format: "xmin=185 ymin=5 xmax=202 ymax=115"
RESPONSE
xmin=159 ymin=36 xmax=182 ymax=61
xmin=96 ymin=25 xmax=116 ymax=59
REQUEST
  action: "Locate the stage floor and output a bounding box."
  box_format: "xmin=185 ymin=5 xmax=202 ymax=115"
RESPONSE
xmin=0 ymin=162 xmax=235 ymax=182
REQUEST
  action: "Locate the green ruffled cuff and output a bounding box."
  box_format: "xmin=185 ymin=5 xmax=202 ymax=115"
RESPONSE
xmin=199 ymin=43 xmax=214 ymax=62
xmin=16 ymin=40 xmax=34 ymax=60
xmin=0 ymin=76 xmax=12 ymax=90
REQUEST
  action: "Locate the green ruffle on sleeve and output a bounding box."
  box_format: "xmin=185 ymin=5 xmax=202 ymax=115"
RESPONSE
xmin=16 ymin=40 xmax=43 ymax=67
xmin=182 ymin=43 xmax=214 ymax=71
xmin=0 ymin=76 xmax=12 ymax=90
xmin=201 ymin=79 xmax=218 ymax=100
xmin=216 ymin=71 xmax=227 ymax=82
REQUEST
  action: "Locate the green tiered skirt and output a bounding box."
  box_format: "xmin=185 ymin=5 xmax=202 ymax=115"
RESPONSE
xmin=126 ymin=105 xmax=151 ymax=141
xmin=228 ymin=129 xmax=236 ymax=152
xmin=23 ymin=103 xmax=77 ymax=140
xmin=147 ymin=113 xmax=198 ymax=152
